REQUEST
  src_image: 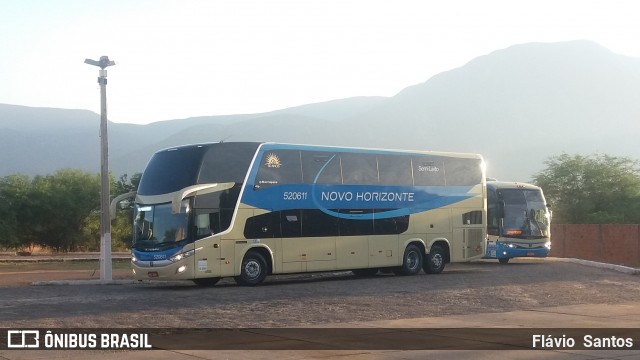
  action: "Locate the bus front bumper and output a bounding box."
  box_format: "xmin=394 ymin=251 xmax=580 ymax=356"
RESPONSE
xmin=131 ymin=258 xmax=196 ymax=281
xmin=484 ymin=241 xmax=551 ymax=259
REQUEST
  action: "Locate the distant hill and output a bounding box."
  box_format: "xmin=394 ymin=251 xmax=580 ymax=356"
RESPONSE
xmin=1 ymin=40 xmax=638 ymax=181
xmin=335 ymin=40 xmax=640 ymax=180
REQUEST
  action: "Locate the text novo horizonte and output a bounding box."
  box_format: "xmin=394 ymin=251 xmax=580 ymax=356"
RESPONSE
xmin=321 ymin=191 xmax=415 ymax=202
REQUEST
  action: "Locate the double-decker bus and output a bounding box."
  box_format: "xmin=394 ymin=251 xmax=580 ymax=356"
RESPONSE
xmin=124 ymin=142 xmax=486 ymax=286
xmin=484 ymin=181 xmax=552 ymax=264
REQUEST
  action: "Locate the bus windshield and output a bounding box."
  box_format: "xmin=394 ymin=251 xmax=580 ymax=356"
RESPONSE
xmin=133 ymin=199 xmax=191 ymax=251
xmin=501 ymin=189 xmax=550 ymax=238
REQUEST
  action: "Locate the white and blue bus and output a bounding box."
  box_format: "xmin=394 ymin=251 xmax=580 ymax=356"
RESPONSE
xmin=126 ymin=142 xmax=486 ymax=286
xmin=484 ymin=181 xmax=551 ymax=264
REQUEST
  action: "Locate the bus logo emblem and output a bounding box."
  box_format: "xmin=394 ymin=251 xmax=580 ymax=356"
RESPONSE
xmin=7 ymin=330 xmax=40 ymax=348
xmin=265 ymin=153 xmax=282 ymax=168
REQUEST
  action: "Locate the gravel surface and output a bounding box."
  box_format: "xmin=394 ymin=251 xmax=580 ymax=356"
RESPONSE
xmin=1 ymin=258 xmax=640 ymax=329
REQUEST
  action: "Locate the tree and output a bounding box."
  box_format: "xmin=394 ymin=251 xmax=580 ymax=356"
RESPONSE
xmin=0 ymin=175 xmax=31 ymax=251
xmin=532 ymin=153 xmax=640 ymax=224
xmin=0 ymin=170 xmax=142 ymax=252
xmin=81 ymin=173 xmax=142 ymax=251
xmin=31 ymin=169 xmax=101 ymax=251
xmin=114 ymin=173 xmax=141 ymax=197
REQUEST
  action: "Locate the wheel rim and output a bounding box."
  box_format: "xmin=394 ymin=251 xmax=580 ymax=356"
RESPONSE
xmin=244 ymin=259 xmax=261 ymax=279
xmin=431 ymin=253 xmax=443 ymax=268
xmin=407 ymin=250 xmax=420 ymax=270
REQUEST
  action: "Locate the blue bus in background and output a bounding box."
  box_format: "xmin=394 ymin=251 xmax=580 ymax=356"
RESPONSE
xmin=484 ymin=181 xmax=551 ymax=264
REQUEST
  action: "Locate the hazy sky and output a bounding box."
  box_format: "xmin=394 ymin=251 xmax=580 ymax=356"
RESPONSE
xmin=1 ymin=0 xmax=638 ymax=124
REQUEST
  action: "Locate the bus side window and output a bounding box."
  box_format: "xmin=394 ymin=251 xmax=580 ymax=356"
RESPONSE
xmin=301 ymin=209 xmax=339 ymax=237
xmin=244 ymin=211 xmax=282 ymax=239
xmin=445 ymin=158 xmax=483 ymax=186
xmin=341 ymin=153 xmax=378 ymax=185
xmin=194 ymin=210 xmax=220 ymax=239
xmin=254 ymin=150 xmax=303 ymax=189
xmin=377 ymin=154 xmax=413 ymax=186
xmin=196 ymin=213 xmax=212 ymax=238
xmin=413 ymin=157 xmax=445 ymax=186
xmin=301 ymin=151 xmax=342 ymax=184
xmin=374 ymin=211 xmax=410 ymax=235
xmin=281 ymin=209 xmax=302 ymax=238
xmin=339 ymin=209 xmax=374 ymax=236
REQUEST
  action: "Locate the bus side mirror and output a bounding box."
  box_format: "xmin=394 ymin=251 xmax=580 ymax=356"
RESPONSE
xmin=110 ymin=191 xmax=137 ymax=220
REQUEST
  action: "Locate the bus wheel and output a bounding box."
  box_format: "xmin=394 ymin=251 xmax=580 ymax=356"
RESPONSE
xmin=236 ymin=251 xmax=268 ymax=286
xmin=192 ymin=277 xmax=221 ymax=286
xmin=499 ymin=258 xmax=510 ymax=264
xmin=424 ymin=245 xmax=446 ymax=274
xmin=397 ymin=244 xmax=423 ymax=276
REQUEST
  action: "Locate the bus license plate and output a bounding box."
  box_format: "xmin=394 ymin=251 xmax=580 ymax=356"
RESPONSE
xmin=147 ymin=271 xmax=159 ymax=278
xmin=526 ymin=252 xmax=535 ymax=257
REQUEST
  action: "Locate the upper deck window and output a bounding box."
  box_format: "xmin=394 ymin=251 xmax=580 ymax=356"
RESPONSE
xmin=137 ymin=146 xmax=207 ymax=196
xmin=138 ymin=143 xmax=260 ymax=196
xmin=301 ymin=151 xmax=342 ymax=184
xmin=377 ymin=154 xmax=413 ymax=186
xmin=340 ymin=153 xmax=378 ymax=185
xmin=254 ymin=150 xmax=303 ymax=189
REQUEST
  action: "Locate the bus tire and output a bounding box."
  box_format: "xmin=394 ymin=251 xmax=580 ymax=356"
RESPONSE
xmin=499 ymin=258 xmax=510 ymax=264
xmin=192 ymin=277 xmax=221 ymax=286
xmin=424 ymin=245 xmax=446 ymax=274
xmin=397 ymin=244 xmax=423 ymax=276
xmin=235 ymin=251 xmax=268 ymax=286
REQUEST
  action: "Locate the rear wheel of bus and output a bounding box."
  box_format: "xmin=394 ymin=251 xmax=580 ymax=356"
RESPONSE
xmin=236 ymin=251 xmax=268 ymax=286
xmin=424 ymin=245 xmax=446 ymax=274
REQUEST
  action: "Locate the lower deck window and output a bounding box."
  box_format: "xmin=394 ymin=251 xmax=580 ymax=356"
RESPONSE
xmin=243 ymin=209 xmax=409 ymax=239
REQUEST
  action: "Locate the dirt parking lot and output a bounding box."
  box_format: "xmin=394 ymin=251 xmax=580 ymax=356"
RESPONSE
xmin=1 ymin=258 xmax=639 ymax=329
xmin=0 ymin=266 xmax=132 ymax=287
xmin=0 ymin=256 xmax=131 ymax=287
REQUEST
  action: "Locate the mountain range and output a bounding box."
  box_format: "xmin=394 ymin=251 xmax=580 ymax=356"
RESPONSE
xmin=1 ymin=40 xmax=638 ymax=182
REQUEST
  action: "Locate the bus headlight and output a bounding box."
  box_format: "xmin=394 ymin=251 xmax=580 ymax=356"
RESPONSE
xmin=170 ymin=250 xmax=192 ymax=262
xmin=545 ymin=242 xmax=552 ymax=249
xmin=131 ymin=255 xmax=138 ymax=264
xmin=169 ymin=247 xmax=202 ymax=263
xmin=170 ymin=253 xmax=184 ymax=262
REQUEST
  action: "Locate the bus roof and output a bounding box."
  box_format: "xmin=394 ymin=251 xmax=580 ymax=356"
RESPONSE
xmin=156 ymin=141 xmax=483 ymax=160
xmin=486 ymin=181 xmax=541 ymax=191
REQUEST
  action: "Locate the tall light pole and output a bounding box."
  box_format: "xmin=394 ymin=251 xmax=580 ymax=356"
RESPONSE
xmin=84 ymin=56 xmax=116 ymax=282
